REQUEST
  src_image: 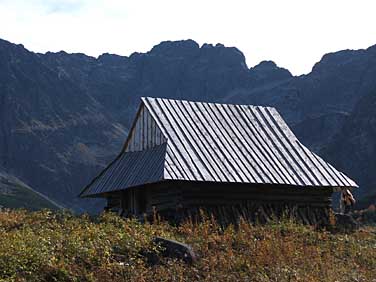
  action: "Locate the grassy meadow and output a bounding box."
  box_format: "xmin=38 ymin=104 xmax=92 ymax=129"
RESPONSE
xmin=0 ymin=209 xmax=375 ymax=282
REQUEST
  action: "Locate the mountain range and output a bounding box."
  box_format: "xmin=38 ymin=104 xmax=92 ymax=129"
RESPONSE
xmin=0 ymin=38 xmax=375 ymax=212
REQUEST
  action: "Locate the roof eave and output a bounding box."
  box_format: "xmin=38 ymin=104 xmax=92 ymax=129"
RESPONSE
xmin=80 ymin=179 xmax=169 ymax=198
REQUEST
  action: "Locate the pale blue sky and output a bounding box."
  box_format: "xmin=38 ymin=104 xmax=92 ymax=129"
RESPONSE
xmin=0 ymin=0 xmax=375 ymax=75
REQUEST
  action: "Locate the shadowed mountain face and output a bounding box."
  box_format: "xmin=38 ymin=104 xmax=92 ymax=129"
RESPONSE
xmin=230 ymin=46 xmax=376 ymax=151
xmin=0 ymin=38 xmax=375 ymax=211
xmin=322 ymin=89 xmax=376 ymax=208
xmin=0 ymin=39 xmax=127 ymax=211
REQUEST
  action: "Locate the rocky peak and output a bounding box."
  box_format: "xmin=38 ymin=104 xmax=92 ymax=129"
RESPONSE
xmin=0 ymin=38 xmax=25 ymax=52
xmin=97 ymin=53 xmax=129 ymax=65
xmin=311 ymin=49 xmax=367 ymax=74
xmin=149 ymin=39 xmax=247 ymax=69
xmin=0 ymin=38 xmax=36 ymax=66
xmin=199 ymin=43 xmax=247 ymax=69
xmin=253 ymin=60 xmax=278 ymax=69
xmin=150 ymin=39 xmax=200 ymax=58
xmin=249 ymin=60 xmax=292 ymax=83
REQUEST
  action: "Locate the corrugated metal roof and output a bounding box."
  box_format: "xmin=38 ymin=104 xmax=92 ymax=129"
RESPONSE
xmin=80 ymin=143 xmax=167 ymax=197
xmin=81 ymin=97 xmax=358 ymax=197
xmin=142 ymin=97 xmax=358 ymax=188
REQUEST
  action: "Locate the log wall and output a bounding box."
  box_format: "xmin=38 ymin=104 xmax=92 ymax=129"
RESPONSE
xmin=105 ymin=181 xmax=333 ymax=225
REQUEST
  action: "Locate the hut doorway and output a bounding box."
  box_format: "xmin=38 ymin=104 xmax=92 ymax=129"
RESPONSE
xmin=127 ymin=189 xmax=147 ymax=215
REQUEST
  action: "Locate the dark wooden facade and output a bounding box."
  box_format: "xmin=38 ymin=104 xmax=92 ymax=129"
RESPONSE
xmin=104 ymin=181 xmax=333 ymax=225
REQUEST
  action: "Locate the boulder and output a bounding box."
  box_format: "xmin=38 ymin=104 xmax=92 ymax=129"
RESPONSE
xmin=153 ymin=236 xmax=197 ymax=264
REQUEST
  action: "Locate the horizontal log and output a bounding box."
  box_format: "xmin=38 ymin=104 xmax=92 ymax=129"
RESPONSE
xmin=180 ymin=193 xmax=331 ymax=203
xmin=181 ymin=187 xmax=332 ymax=196
xmin=149 ymin=196 xmax=182 ymax=205
xmin=181 ymin=200 xmax=330 ymax=208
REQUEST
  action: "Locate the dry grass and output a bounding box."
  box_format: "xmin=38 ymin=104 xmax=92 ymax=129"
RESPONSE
xmin=0 ymin=209 xmax=375 ymax=282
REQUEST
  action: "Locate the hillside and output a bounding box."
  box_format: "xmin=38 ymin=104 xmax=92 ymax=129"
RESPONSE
xmin=0 ymin=210 xmax=375 ymax=282
xmin=1 ymin=37 xmax=376 ymax=210
xmin=0 ymin=171 xmax=61 ymax=210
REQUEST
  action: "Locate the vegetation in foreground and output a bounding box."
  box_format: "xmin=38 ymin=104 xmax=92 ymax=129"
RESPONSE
xmin=0 ymin=209 xmax=375 ymax=282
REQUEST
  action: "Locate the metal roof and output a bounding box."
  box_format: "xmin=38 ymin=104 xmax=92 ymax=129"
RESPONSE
xmin=80 ymin=143 xmax=166 ymax=197
xmin=144 ymin=97 xmax=357 ymax=187
xmin=81 ymin=97 xmax=358 ymax=197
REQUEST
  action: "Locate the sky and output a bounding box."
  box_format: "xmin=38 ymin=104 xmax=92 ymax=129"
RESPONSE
xmin=0 ymin=0 xmax=375 ymax=75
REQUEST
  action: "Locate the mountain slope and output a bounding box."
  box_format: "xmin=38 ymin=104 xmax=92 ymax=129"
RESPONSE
xmin=0 ymin=171 xmax=61 ymax=210
xmin=323 ymin=89 xmax=376 ymax=206
xmin=0 ymin=39 xmax=126 ymax=211
xmin=226 ymin=45 xmax=376 ymax=152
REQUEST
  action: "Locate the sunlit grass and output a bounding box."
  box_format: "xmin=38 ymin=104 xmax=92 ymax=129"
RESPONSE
xmin=0 ymin=209 xmax=375 ymax=282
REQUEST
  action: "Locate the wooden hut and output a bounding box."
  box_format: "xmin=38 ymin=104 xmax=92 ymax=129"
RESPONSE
xmin=79 ymin=97 xmax=358 ymax=224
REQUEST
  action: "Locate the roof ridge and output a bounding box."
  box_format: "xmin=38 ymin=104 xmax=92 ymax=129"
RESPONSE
xmin=141 ymin=96 xmax=274 ymax=109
